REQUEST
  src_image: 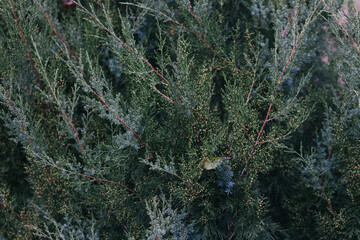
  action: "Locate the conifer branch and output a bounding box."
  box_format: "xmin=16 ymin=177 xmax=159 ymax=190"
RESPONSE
xmin=277 ymin=0 xmax=322 ymax=90
xmin=317 ymin=182 xmax=335 ymax=217
xmin=118 ymin=2 xmax=242 ymax=73
xmin=2 ymin=0 xmax=352 ymax=237
xmin=77 ymin=172 xmax=140 ymax=199
xmin=188 ymin=0 xmax=201 ymax=25
xmin=241 ymin=2 xmax=319 ymax=176
xmin=0 ymin=200 xmax=22 ymax=220
xmin=8 ymin=4 xmax=57 ymax=199
xmin=31 ymin=151 xmax=141 ymax=199
xmin=2 ymin=84 xmax=56 ymax=191
xmin=88 ymin=89 xmax=142 ymax=141
xmin=242 ymin=122 xmax=255 ymax=147
xmin=241 ymin=1 xmax=322 ymax=179
xmin=32 ymin=38 xmax=86 ymax=155
xmin=35 ymin=2 xmax=78 ymax=64
xmin=282 ymin=8 xmax=297 ymax=38
xmin=173 ymin=174 xmax=199 ymax=196
xmin=325 ymin=4 xmax=360 ymax=53
xmin=258 ymin=137 xmax=280 ymax=145
xmin=1 ymin=86 xmax=15 ymax=111
xmin=245 ymin=75 xmax=256 ymax=105
xmin=11 ymin=2 xmax=42 ymax=89
xmin=77 ymin=2 xmax=174 ymax=103
xmin=240 ymin=104 xmax=272 ymax=178
xmin=142 ymin=155 xmax=200 ymax=196
xmin=35 ymin=2 xmax=142 ymax=141
xmin=0 ymin=85 xmax=31 ymax=143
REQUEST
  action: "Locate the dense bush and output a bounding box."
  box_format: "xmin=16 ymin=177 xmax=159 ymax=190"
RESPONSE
xmin=1 ymin=0 xmax=359 ymax=239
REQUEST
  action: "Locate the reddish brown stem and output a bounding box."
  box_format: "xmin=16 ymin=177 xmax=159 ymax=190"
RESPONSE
xmin=35 ymin=2 xmax=142 ymax=201
xmin=266 ymin=117 xmax=274 ymax=122
xmin=154 ymin=88 xmax=174 ymax=103
xmin=0 ymin=201 xmax=22 ymax=220
xmin=314 ymin=177 xmax=335 ymax=217
xmin=327 ymin=146 xmax=333 ymax=161
xmin=256 ymin=105 xmax=273 ymax=144
xmin=198 ymin=36 xmax=242 ymax=73
xmin=62 ymin=110 xmax=86 ymax=154
xmin=141 ymin=5 xmax=242 ymax=73
xmin=90 ymin=90 xmax=142 ymax=141
xmin=188 ymin=0 xmax=201 ymax=25
xmin=3 ymin=89 xmax=15 ymax=111
xmin=242 ymin=122 xmax=255 ymax=147
xmin=79 ymin=172 xmax=140 ymax=198
xmin=241 ymin=3 xmax=322 ymax=172
xmin=97 ymin=0 xmax=103 ymax=8
xmin=277 ymin=1 xmax=321 ymax=90
xmin=258 ymin=137 xmax=280 ymax=145
xmin=45 ymin=166 xmax=55 ymax=185
xmin=140 ymin=56 xmax=170 ymax=86
xmin=241 ymin=2 xmax=320 ymax=162
xmin=282 ymin=8 xmax=296 ymax=38
xmin=35 ymin=2 xmax=78 ymax=64
xmin=96 ymin=181 xmax=106 ymax=199
xmin=35 ymin=2 xmax=142 ymax=141
xmin=11 ymin=2 xmax=85 ymax=156
xmin=240 ymin=2 xmax=321 ymax=178
xmin=175 ymin=174 xmax=199 ymax=195
xmin=11 ymin=2 xmax=42 ymax=89
xmin=2 ymin=88 xmax=31 ymax=143
xmin=245 ymin=90 xmax=252 ymax=105
xmin=10 ymin=4 xmax=57 ymax=198
xmin=277 ymin=47 xmax=296 ymax=90
xmin=333 ymin=14 xmax=360 ymax=53
xmin=240 ymin=104 xmax=272 ymax=178
xmin=86 ymin=3 xmax=173 ymax=94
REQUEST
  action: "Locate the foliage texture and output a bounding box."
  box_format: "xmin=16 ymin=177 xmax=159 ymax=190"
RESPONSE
xmin=1 ymin=0 xmax=359 ymax=239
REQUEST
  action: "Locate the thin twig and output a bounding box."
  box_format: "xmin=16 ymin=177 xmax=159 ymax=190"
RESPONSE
xmin=242 ymin=122 xmax=255 ymax=147
xmin=330 ymin=9 xmax=360 ymax=53
xmin=314 ymin=177 xmax=335 ymax=217
xmin=77 ymin=172 xmax=140 ymax=198
xmin=118 ymin=2 xmax=242 ymax=73
xmin=35 ymin=2 xmax=142 ymax=141
xmin=188 ymin=0 xmax=201 ymax=25
xmin=78 ymin=2 xmax=174 ymax=96
xmin=240 ymin=104 xmax=272 ymax=178
xmin=35 ymin=2 xmax=78 ymax=63
xmin=89 ymin=90 xmax=142 ymax=140
xmin=1 ymin=86 xmax=15 ymax=111
xmin=174 ymin=174 xmax=199 ymax=195
xmin=277 ymin=0 xmax=322 ymax=90
xmin=31 ymin=37 xmax=86 ymax=155
xmin=282 ymin=8 xmax=297 ymax=38
xmin=0 ymin=200 xmax=22 ymax=220
xmin=32 ymin=147 xmax=141 ymax=198
xmin=241 ymin=1 xmax=322 ymax=178
xmin=11 ymin=2 xmax=42 ymax=89
xmin=258 ymin=137 xmax=280 ymax=145
xmin=78 ymin=2 xmax=174 ymax=103
xmin=0 ymin=86 xmax=30 ymax=142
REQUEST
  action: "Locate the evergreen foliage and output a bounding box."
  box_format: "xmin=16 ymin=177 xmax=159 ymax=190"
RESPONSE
xmin=1 ymin=0 xmax=360 ymax=239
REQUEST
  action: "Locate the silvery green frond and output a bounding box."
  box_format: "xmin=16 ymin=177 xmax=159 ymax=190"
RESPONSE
xmin=144 ymin=195 xmax=197 ymax=240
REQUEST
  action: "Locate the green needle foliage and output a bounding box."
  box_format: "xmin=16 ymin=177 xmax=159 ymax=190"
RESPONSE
xmin=1 ymin=0 xmax=359 ymax=239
